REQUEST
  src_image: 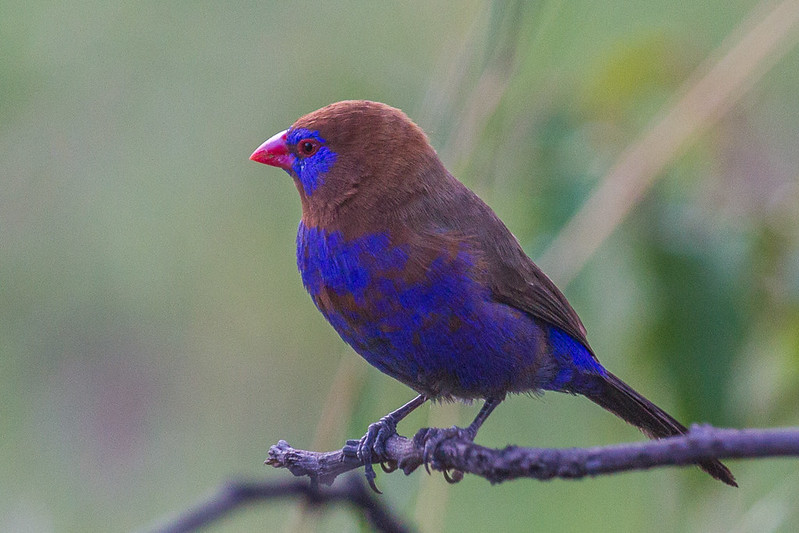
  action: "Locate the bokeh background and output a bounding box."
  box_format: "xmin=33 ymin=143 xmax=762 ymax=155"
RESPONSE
xmin=2 ymin=1 xmax=799 ymax=531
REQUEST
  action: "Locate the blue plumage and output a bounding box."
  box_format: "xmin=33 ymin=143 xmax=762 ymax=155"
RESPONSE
xmin=297 ymin=221 xmax=604 ymax=400
xmin=286 ymin=128 xmax=336 ymax=195
xmin=250 ymin=100 xmax=736 ymax=489
xmin=546 ymin=326 xmax=607 ymax=392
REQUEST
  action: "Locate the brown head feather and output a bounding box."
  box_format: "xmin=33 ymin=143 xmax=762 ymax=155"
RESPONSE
xmin=290 ymin=100 xmax=445 ymax=233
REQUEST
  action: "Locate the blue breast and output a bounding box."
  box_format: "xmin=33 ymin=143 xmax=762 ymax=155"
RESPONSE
xmin=295 ymin=222 xmax=603 ymax=398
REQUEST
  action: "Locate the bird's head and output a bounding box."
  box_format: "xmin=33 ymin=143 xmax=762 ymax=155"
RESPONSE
xmin=250 ymin=100 xmax=445 ymax=229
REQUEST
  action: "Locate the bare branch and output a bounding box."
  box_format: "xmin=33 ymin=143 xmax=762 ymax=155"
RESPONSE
xmin=267 ymin=425 xmax=799 ymax=486
xmin=150 ymin=476 xmax=413 ymax=533
xmin=150 ymin=426 xmax=798 ymax=531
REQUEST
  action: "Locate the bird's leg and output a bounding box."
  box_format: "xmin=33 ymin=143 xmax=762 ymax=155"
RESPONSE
xmin=343 ymin=394 xmax=427 ymax=493
xmin=417 ymin=396 xmax=503 ymax=481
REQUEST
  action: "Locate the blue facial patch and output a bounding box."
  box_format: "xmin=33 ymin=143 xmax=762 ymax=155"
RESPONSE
xmin=287 ymin=128 xmax=337 ymax=196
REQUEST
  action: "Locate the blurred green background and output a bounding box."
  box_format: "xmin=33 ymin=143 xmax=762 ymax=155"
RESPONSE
xmin=2 ymin=1 xmax=798 ymax=532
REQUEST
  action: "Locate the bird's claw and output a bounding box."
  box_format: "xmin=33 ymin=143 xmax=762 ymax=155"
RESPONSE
xmin=416 ymin=426 xmax=472 ymax=479
xmin=443 ymin=467 xmax=464 ymax=484
xmin=347 ymin=415 xmax=399 ymax=493
xmin=381 ymin=459 xmax=398 ymax=473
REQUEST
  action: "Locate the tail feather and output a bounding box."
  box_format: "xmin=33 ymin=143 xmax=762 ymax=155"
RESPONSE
xmin=582 ymin=371 xmax=737 ymax=487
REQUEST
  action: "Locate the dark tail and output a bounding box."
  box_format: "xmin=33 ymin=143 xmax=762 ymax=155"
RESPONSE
xmin=582 ymin=371 xmax=737 ymax=487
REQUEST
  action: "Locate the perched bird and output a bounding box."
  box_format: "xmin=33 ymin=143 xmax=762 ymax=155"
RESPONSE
xmin=250 ymin=100 xmax=736 ymax=490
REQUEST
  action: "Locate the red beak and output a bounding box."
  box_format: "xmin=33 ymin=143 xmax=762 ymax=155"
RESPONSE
xmin=250 ymin=129 xmax=293 ymax=170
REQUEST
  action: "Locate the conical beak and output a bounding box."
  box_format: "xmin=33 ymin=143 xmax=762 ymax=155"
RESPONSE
xmin=250 ymin=129 xmax=293 ymax=169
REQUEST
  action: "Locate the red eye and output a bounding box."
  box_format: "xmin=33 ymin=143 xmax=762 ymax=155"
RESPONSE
xmin=297 ymin=138 xmax=320 ymax=157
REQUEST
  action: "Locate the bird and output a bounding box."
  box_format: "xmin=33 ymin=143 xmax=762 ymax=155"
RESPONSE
xmin=249 ymin=100 xmax=736 ymax=491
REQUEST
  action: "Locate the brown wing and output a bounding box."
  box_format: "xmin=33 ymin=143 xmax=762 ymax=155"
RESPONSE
xmin=487 ymin=244 xmax=592 ymax=352
xmin=402 ymin=174 xmax=593 ymax=353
